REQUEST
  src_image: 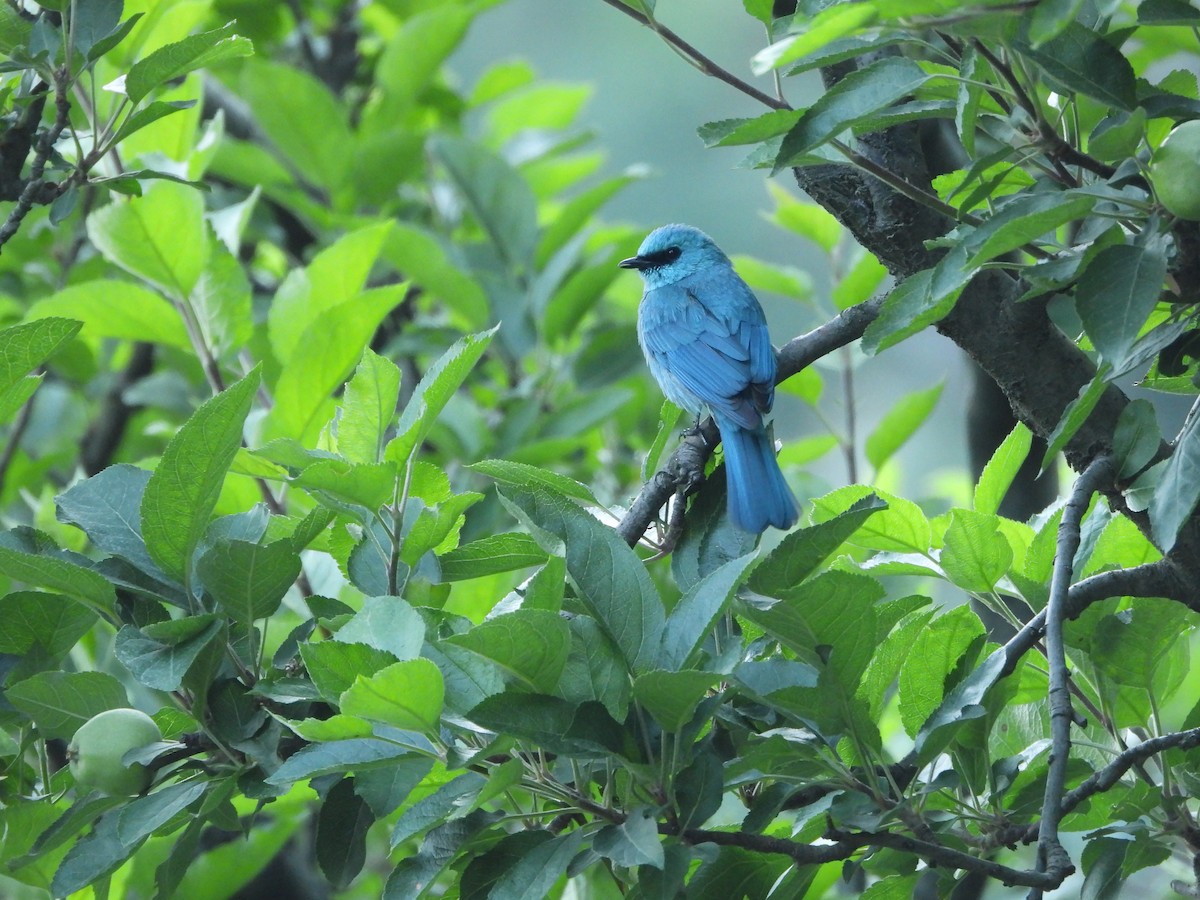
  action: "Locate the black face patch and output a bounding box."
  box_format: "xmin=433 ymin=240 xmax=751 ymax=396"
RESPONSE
xmin=642 ymin=246 xmax=682 ymax=267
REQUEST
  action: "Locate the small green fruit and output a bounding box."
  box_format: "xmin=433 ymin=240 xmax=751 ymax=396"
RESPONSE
xmin=68 ymin=708 xmax=162 ymax=796
xmin=1150 ymin=120 xmax=1200 ymax=221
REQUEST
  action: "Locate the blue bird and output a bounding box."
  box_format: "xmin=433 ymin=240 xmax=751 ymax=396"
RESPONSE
xmin=620 ymin=224 xmax=799 ymax=533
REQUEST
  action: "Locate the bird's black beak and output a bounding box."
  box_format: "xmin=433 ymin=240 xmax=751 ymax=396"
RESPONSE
xmin=618 ymin=255 xmax=651 ymax=270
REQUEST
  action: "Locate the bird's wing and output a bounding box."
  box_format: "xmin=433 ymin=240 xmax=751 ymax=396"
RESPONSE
xmin=639 ymin=277 xmax=775 ymax=430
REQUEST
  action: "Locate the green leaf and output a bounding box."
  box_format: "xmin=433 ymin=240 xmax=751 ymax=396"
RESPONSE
xmin=431 ymin=137 xmax=539 ymax=271
xmin=0 ymin=529 xmax=116 ymax=613
xmin=340 ymin=659 xmax=444 ymax=733
xmin=767 ymin=181 xmax=842 ymax=252
xmin=940 ymin=508 xmax=1013 ymax=593
xmin=632 ymin=670 xmax=722 ymax=732
xmin=1076 ymin=242 xmax=1168 ymax=369
xmin=335 ymin=595 xmax=426 ymax=662
xmin=955 ymin=43 xmax=982 ymax=156
xmin=140 ymin=368 xmax=261 ymax=582
xmin=293 ymin=459 xmax=396 ymax=512
xmin=776 ymin=57 xmax=930 ymax=166
xmin=70 ymin=0 xmax=122 ymax=61
xmin=974 ymin=423 xmax=1033 ymax=516
xmin=0 ymin=591 xmax=95 ymax=659
xmin=389 ymin=771 xmax=488 ymax=849
xmin=500 ymin=486 xmax=665 ymax=675
xmin=266 ymin=738 xmax=416 ymax=786
xmin=191 ymin=236 xmax=253 ymax=359
xmin=899 ymin=605 xmax=985 ymax=737
xmin=592 ymin=807 xmax=665 ymax=868
xmin=698 ymin=110 xmax=805 ymax=148
xmin=116 ymin=781 xmax=207 ymax=847
xmin=488 ymin=830 xmax=584 ymax=900
xmin=438 ymin=533 xmax=547 ymax=581
xmin=87 ymin=181 xmax=208 ymax=298
xmin=445 ymin=610 xmax=571 ymax=693
xmin=5 ymin=671 xmax=128 ymax=741
xmin=751 ymin=3 xmax=879 ymax=74
xmin=1151 ymin=402 xmax=1200 ymax=550
xmin=52 ymin=807 xmax=145 ymax=897
xmin=469 ymin=458 xmax=599 ymax=506
xmin=861 ymin=248 xmax=971 ymax=354
xmin=385 ymin=223 xmax=489 ymax=327
xmin=113 ymin=616 xmax=224 ymax=692
xmin=1088 ymin=107 xmax=1147 ymax=163
xmin=831 ymin=250 xmax=887 ymax=309
xmin=301 ymin=641 xmax=398 ymax=702
xmin=1112 ymin=399 xmax=1161 ymax=481
xmin=865 ymin=382 xmax=943 ymax=471
xmin=317 ymin=779 xmax=373 ymax=889
xmin=239 ymin=59 xmax=351 ymax=190
xmin=1028 ymin=0 xmax=1086 ymax=46
xmin=385 ymin=326 xmax=498 ymax=465
xmin=28 ymin=280 xmax=190 ymax=349
xmin=750 ymin=493 xmax=888 ymax=595
xmin=196 ymin=538 xmax=301 ymax=622
xmin=0 ymin=317 xmax=82 ymax=395
xmin=125 ymin=22 xmax=253 ymax=105
xmin=660 ymin=553 xmax=756 ymax=670
xmin=964 ymin=191 xmax=1096 ymax=267
xmin=1014 ymin=21 xmax=1138 ymax=110
xmin=1041 ymin=367 xmax=1110 ymax=469
xmin=267 ymin=286 xmax=406 ymax=444
xmin=810 ymin=485 xmax=931 ymax=553
xmin=269 ymin=223 xmax=393 ymax=364
xmin=373 ymin=5 xmax=472 ymax=116
xmin=743 ymin=570 xmax=884 ymax=688
xmin=110 ymin=99 xmax=194 ymax=147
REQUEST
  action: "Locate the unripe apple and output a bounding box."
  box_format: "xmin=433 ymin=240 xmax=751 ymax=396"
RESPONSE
xmin=68 ymin=708 xmax=162 ymax=796
xmin=1150 ymin=121 xmax=1200 ymax=221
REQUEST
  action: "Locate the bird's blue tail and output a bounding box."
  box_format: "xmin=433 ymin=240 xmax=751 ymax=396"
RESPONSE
xmin=717 ymin=420 xmax=799 ymax=533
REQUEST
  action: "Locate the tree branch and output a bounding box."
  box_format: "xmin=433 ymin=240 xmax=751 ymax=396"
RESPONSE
xmin=1032 ymin=456 xmax=1113 ymax=897
xmin=0 ymin=70 xmax=71 ymax=250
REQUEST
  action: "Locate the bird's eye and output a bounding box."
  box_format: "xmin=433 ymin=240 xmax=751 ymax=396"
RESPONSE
xmin=665 ymin=246 xmax=681 ymax=261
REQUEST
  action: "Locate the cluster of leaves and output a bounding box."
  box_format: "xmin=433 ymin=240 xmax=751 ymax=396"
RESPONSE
xmin=2 ymin=0 xmax=1200 ymax=899
xmin=703 ymin=0 xmax=1200 ymax=550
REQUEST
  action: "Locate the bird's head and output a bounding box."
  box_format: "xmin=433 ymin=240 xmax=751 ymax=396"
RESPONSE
xmin=618 ymin=224 xmax=730 ymax=287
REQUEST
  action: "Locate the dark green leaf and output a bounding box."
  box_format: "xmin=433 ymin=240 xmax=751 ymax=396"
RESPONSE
xmin=1112 ymin=399 xmax=1161 ymax=480
xmin=445 ymin=610 xmax=570 ymax=693
xmin=317 ymin=779 xmax=374 ymax=888
xmin=500 ymin=486 xmax=665 ymax=674
xmin=750 ymin=493 xmax=887 ymax=595
xmin=125 ymin=22 xmax=254 ymax=105
xmin=113 ymin=616 xmax=224 ymax=692
xmin=1015 ymin=22 xmax=1137 ymax=110
xmin=1076 ymin=242 xmax=1168 ymax=369
xmin=776 ymin=57 xmax=929 ymax=166
xmin=6 ymin=671 xmax=128 ymax=741
xmin=437 ymin=532 xmax=547 ymax=581
xmin=140 ymin=368 xmax=260 ymax=582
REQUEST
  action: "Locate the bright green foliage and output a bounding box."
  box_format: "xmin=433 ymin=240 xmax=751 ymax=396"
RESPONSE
xmin=1 ymin=0 xmax=1200 ymax=898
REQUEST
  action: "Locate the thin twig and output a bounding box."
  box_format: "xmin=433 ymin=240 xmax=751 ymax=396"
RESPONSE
xmin=597 ymin=0 xmax=790 ymax=111
xmin=1031 ymin=456 xmax=1113 ymax=897
xmin=0 ymin=70 xmax=71 ymax=250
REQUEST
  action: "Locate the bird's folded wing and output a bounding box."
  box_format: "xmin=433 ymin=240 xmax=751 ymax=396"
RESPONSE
xmin=640 ymin=284 xmax=772 ymax=430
